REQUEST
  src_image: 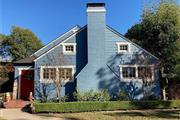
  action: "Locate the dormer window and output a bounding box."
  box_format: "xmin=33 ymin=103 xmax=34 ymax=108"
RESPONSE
xmin=62 ymin=43 xmax=76 ymax=55
xmin=116 ymin=42 xmax=131 ymax=53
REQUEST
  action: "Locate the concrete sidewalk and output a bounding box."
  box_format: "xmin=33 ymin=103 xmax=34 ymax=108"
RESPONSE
xmin=0 ymin=108 xmax=63 ymax=120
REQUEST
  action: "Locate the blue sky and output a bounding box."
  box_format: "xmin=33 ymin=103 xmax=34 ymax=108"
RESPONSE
xmin=0 ymin=0 xmax=180 ymax=44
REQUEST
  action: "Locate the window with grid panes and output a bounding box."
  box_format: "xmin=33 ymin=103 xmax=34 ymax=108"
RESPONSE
xmin=138 ymin=67 xmax=152 ymax=79
xmin=58 ymin=68 xmax=72 ymax=79
xmin=119 ymin=45 xmax=128 ymax=51
xmin=43 ymin=68 xmax=56 ymax=79
xmin=65 ymin=45 xmax=74 ymax=52
xmin=122 ymin=67 xmax=136 ymax=78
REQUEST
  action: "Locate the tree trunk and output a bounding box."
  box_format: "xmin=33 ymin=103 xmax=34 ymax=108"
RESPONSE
xmin=162 ymin=88 xmax=167 ymax=100
xmin=56 ymin=86 xmax=62 ymax=102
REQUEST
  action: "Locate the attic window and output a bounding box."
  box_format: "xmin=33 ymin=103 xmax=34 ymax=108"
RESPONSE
xmin=62 ymin=43 xmax=76 ymax=55
xmin=65 ymin=45 xmax=74 ymax=52
xmin=116 ymin=42 xmax=131 ymax=53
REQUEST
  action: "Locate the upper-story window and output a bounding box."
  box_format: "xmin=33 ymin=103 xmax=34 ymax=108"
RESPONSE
xmin=62 ymin=43 xmax=76 ymax=55
xmin=65 ymin=45 xmax=74 ymax=52
xmin=116 ymin=42 xmax=131 ymax=53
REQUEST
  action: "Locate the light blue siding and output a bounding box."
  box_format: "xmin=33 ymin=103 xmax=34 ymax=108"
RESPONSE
xmin=32 ymin=26 xmax=80 ymax=57
xmin=34 ymin=27 xmax=87 ymax=101
xmin=76 ymin=26 xmax=160 ymax=99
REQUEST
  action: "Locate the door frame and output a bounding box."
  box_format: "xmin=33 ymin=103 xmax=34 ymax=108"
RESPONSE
xmin=18 ymin=67 xmax=34 ymax=99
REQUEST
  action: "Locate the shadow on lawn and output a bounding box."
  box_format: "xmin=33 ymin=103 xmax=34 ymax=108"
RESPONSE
xmin=104 ymin=110 xmax=180 ymax=119
xmin=37 ymin=114 xmax=80 ymax=120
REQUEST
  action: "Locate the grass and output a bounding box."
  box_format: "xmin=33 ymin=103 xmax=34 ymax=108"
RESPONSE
xmin=38 ymin=109 xmax=180 ymax=120
xmin=0 ymin=117 xmax=6 ymax=120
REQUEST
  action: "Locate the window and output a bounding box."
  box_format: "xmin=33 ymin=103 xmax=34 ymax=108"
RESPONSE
xmin=65 ymin=45 xmax=74 ymax=52
xmin=42 ymin=68 xmax=56 ymax=79
xmin=40 ymin=66 xmax=74 ymax=82
xmin=119 ymin=45 xmax=128 ymax=51
xmin=138 ymin=67 xmax=152 ymax=79
xmin=122 ymin=67 xmax=136 ymax=78
xmin=116 ymin=42 xmax=131 ymax=53
xmin=120 ymin=65 xmax=154 ymax=80
xmin=59 ymin=68 xmax=72 ymax=79
xmin=62 ymin=43 xmax=76 ymax=54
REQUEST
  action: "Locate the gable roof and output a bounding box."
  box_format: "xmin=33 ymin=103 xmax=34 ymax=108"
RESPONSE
xmin=14 ymin=24 xmax=158 ymax=65
xmin=106 ymin=25 xmax=159 ymax=60
xmin=33 ymin=25 xmax=87 ymax=62
xmin=31 ymin=25 xmax=81 ymax=57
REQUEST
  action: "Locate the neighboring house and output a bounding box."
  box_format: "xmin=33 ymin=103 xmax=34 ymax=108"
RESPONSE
xmin=13 ymin=3 xmax=160 ymax=100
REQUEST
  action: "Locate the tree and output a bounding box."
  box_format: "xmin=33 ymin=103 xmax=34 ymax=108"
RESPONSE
xmin=4 ymin=26 xmax=43 ymax=61
xmin=125 ymin=1 xmax=180 ymax=100
xmin=38 ymin=52 xmax=70 ymax=102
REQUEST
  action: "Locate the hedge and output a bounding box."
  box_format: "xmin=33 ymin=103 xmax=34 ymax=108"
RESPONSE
xmin=34 ymin=100 xmax=180 ymax=113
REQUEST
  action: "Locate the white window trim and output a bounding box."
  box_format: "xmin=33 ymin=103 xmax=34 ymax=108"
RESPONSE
xmin=116 ymin=42 xmax=131 ymax=53
xmin=33 ymin=26 xmax=86 ymax=62
xmin=62 ymin=43 xmax=77 ymax=55
xmin=31 ymin=26 xmax=80 ymax=57
xmin=119 ymin=65 xmax=154 ymax=81
xmin=17 ymin=67 xmax=34 ymax=99
xmin=40 ymin=65 xmax=75 ymax=83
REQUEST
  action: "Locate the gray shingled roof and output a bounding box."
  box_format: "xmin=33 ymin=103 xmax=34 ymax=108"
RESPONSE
xmin=14 ymin=56 xmax=37 ymax=64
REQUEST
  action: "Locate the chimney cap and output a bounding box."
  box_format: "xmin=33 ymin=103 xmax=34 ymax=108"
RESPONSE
xmin=87 ymin=3 xmax=105 ymax=7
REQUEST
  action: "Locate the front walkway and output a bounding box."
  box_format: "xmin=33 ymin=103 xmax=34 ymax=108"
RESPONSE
xmin=0 ymin=109 xmax=64 ymax=120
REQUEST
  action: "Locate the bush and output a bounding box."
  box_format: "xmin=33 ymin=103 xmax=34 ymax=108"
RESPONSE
xmin=34 ymin=100 xmax=180 ymax=113
xmin=116 ymin=90 xmax=130 ymax=101
xmin=34 ymin=101 xmax=131 ymax=113
xmin=49 ymin=95 xmax=69 ymax=103
xmin=73 ymin=89 xmax=110 ymax=101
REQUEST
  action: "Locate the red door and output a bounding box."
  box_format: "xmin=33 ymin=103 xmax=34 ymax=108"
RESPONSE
xmin=20 ymin=70 xmax=34 ymax=100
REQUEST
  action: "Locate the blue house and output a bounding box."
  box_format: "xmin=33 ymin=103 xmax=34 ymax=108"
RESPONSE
xmin=13 ymin=3 xmax=160 ymax=100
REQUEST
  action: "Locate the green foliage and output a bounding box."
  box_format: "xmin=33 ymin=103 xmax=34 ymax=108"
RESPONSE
xmin=3 ymin=26 xmax=43 ymax=61
xmin=0 ymin=66 xmax=9 ymax=83
xmin=125 ymin=2 xmax=180 ymax=80
xmin=117 ymin=90 xmax=131 ymax=101
xmin=171 ymin=40 xmax=180 ymax=80
xmin=34 ymin=100 xmax=180 ymax=113
xmin=0 ymin=34 xmax=6 ymax=42
xmin=73 ymin=89 xmax=110 ymax=101
xmin=49 ymin=95 xmax=69 ymax=103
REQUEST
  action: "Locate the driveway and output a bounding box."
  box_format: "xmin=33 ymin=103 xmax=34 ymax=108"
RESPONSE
xmin=0 ymin=109 xmax=64 ymax=120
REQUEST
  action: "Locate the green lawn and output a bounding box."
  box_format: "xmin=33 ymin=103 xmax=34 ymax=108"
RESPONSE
xmin=38 ymin=109 xmax=180 ymax=120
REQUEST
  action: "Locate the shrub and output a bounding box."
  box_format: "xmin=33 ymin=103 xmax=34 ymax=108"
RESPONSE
xmin=116 ymin=90 xmax=130 ymax=101
xmin=49 ymin=95 xmax=69 ymax=103
xmin=34 ymin=101 xmax=131 ymax=113
xmin=73 ymin=89 xmax=110 ymax=101
xmin=34 ymin=100 xmax=180 ymax=113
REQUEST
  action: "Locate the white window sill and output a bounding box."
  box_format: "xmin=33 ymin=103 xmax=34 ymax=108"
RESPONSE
xmin=117 ymin=51 xmax=131 ymax=54
xmin=120 ymin=78 xmax=143 ymax=82
xmin=63 ymin=52 xmax=76 ymax=55
xmin=40 ymin=79 xmax=73 ymax=84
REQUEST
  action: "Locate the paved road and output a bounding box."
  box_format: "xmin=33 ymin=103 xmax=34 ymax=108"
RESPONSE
xmin=0 ymin=109 xmax=63 ymax=120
